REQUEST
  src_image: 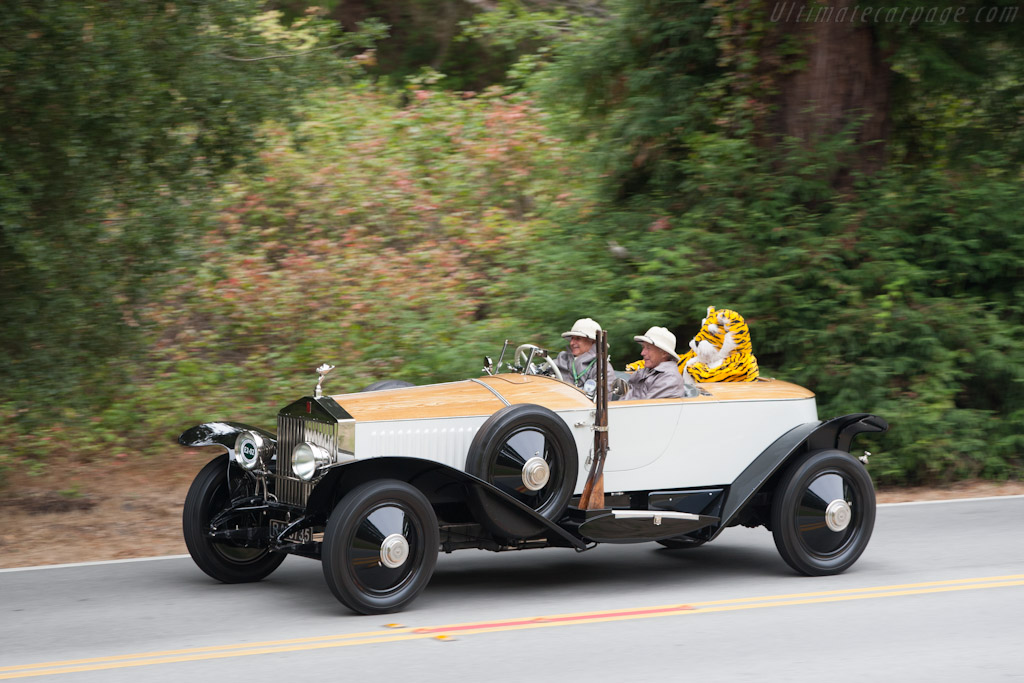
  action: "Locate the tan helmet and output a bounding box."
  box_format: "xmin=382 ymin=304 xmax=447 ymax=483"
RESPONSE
xmin=561 ymin=318 xmax=602 ymax=341
xmin=633 ymin=326 xmax=679 ymax=361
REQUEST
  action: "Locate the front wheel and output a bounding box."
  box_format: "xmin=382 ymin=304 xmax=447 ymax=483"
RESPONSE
xmin=771 ymin=449 xmax=876 ymax=576
xmin=322 ymin=480 xmax=440 ymax=615
xmin=182 ymin=456 xmax=285 ymax=583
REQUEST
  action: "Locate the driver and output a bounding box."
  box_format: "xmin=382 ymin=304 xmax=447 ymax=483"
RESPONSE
xmin=624 ymin=326 xmax=687 ymax=400
xmin=554 ymin=318 xmax=615 ymax=394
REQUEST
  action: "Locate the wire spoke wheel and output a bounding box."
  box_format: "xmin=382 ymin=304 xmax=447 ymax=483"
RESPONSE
xmin=771 ymin=450 xmax=876 ymax=576
xmin=490 ymin=426 xmax=561 ymax=509
xmin=347 ymin=503 xmax=418 ymax=594
xmin=794 ymin=471 xmax=856 ymax=555
xmin=182 ymin=456 xmax=285 ymax=583
xmin=322 ymin=480 xmax=439 ymax=614
xmin=465 ymin=404 xmax=578 ymax=539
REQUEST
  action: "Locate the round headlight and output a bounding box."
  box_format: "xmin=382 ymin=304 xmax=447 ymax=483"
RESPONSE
xmin=234 ymin=431 xmax=265 ymax=470
xmin=292 ymin=441 xmax=331 ymax=481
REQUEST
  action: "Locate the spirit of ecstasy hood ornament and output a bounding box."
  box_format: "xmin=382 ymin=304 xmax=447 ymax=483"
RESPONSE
xmin=314 ymin=363 xmax=335 ymax=398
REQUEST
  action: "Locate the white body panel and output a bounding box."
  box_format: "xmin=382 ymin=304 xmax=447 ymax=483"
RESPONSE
xmin=353 ymin=409 xmax=597 ymax=487
xmin=602 ymin=397 xmax=818 ymax=491
xmin=350 ymin=387 xmax=818 ymax=493
xmin=354 ymin=416 xmax=490 ymax=471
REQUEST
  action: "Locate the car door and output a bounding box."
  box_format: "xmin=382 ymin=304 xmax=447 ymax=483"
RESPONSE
xmin=603 ymin=399 xmax=685 ymax=472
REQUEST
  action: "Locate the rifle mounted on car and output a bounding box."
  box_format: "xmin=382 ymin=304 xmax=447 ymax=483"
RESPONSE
xmin=579 ymin=329 xmax=609 ymax=510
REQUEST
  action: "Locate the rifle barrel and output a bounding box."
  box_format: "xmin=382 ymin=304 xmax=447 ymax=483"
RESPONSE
xmin=580 ymin=329 xmax=608 ymax=510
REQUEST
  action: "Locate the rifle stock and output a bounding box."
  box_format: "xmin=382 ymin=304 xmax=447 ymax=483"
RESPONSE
xmin=579 ymin=330 xmax=609 ymax=510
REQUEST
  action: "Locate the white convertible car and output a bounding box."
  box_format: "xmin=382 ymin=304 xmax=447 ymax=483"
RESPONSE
xmin=179 ymin=348 xmax=887 ymax=614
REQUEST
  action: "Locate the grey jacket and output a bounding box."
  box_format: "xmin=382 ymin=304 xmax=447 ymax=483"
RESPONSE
xmin=624 ymin=360 xmax=687 ymax=400
xmin=554 ymin=347 xmax=615 ymax=394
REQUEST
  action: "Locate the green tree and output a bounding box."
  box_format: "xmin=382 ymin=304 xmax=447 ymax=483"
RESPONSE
xmin=519 ymin=0 xmax=1024 ymax=483
xmin=0 ymin=0 xmax=378 ymax=399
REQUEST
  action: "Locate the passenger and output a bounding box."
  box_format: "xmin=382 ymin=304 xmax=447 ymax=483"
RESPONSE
xmin=624 ymin=327 xmax=687 ymax=400
xmin=553 ymin=318 xmax=615 ymax=395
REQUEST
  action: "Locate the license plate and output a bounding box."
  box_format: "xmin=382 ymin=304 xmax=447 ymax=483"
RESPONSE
xmin=270 ymin=519 xmax=313 ymax=544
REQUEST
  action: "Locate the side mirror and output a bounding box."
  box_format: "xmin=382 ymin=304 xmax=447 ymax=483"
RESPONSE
xmin=483 ymin=356 xmax=494 ymax=375
xmin=582 ymin=378 xmax=597 ymax=398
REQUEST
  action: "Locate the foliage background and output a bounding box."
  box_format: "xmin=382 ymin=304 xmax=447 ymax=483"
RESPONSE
xmin=1 ymin=0 xmax=1021 ymax=488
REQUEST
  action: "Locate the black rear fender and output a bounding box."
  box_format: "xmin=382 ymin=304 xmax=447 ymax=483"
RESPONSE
xmin=713 ymin=413 xmax=889 ymax=539
xmin=809 ymin=413 xmax=889 ymax=453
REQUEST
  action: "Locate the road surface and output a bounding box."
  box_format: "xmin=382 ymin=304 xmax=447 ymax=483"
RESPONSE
xmin=2 ymin=496 xmax=1021 ymax=681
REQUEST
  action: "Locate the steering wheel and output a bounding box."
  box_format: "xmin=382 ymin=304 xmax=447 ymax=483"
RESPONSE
xmin=513 ymin=344 xmax=564 ymax=382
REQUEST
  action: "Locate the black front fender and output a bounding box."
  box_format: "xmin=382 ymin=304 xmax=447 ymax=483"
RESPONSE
xmin=306 ymin=457 xmax=586 ymax=550
xmin=178 ymin=422 xmax=277 ymax=453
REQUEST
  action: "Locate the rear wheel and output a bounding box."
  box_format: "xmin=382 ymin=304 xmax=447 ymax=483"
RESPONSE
xmin=771 ymin=449 xmax=875 ymax=576
xmin=322 ymin=480 xmax=439 ymax=614
xmin=182 ymin=456 xmax=285 ymax=583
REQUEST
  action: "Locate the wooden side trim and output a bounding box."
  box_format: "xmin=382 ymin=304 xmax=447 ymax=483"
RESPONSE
xmin=330 ymin=380 xmax=506 ymax=422
xmin=612 ymin=379 xmax=814 ymax=406
xmin=331 ymin=375 xmax=811 ymax=421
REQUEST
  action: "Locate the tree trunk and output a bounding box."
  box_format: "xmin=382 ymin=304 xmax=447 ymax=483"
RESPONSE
xmin=768 ymin=0 xmax=891 ymax=183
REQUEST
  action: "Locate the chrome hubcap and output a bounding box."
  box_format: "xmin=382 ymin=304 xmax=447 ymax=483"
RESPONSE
xmin=379 ymin=533 xmax=410 ymax=568
xmin=824 ymin=499 xmax=852 ymax=532
xmin=521 ymin=456 xmax=550 ymax=491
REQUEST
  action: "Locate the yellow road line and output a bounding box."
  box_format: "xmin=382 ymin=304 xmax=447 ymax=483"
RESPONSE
xmin=0 ymin=627 xmax=416 ymax=674
xmin=3 ymin=574 xmax=1022 ymax=680
xmin=409 ymin=573 xmax=1024 ymax=629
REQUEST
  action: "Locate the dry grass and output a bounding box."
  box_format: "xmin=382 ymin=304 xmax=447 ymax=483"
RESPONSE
xmin=0 ymin=451 xmax=210 ymax=569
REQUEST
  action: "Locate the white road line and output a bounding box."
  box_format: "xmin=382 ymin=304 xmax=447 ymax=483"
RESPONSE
xmin=878 ymin=494 xmax=1024 ymax=507
xmin=0 ymin=555 xmax=191 ymax=573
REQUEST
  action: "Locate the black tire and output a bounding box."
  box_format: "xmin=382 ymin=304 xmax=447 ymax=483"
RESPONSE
xmin=656 ymin=537 xmax=706 ymax=550
xmin=361 ymin=379 xmax=415 ymax=392
xmin=771 ymin=449 xmax=876 ymax=576
xmin=182 ymin=456 xmax=286 ymax=583
xmin=322 ymin=479 xmax=439 ymax=615
xmin=465 ymin=404 xmax=578 ymax=539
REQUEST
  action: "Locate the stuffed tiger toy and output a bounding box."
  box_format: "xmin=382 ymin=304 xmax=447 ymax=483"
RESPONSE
xmin=626 ymin=306 xmax=759 ymax=382
xmin=680 ymin=306 xmax=759 ymax=382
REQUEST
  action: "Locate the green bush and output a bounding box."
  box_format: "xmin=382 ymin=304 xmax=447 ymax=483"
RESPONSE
xmin=0 ymin=82 xmax=601 ymax=481
xmin=505 ymin=130 xmax=1024 ymax=484
xmin=3 ymin=1 xmax=1022 ymax=490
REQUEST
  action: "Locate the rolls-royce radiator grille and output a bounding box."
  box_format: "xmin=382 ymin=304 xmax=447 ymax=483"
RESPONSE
xmin=275 ymin=415 xmax=338 ymax=506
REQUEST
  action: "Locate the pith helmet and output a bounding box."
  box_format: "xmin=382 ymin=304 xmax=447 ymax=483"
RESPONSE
xmin=633 ymin=326 xmax=679 ymax=361
xmin=561 ymin=318 xmax=602 ymax=341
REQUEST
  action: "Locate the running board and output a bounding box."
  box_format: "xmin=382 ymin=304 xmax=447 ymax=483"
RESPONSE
xmin=577 ymin=510 xmax=719 ymax=544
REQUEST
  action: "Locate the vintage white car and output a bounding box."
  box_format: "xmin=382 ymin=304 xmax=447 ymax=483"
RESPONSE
xmin=179 ymin=346 xmax=887 ymax=614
